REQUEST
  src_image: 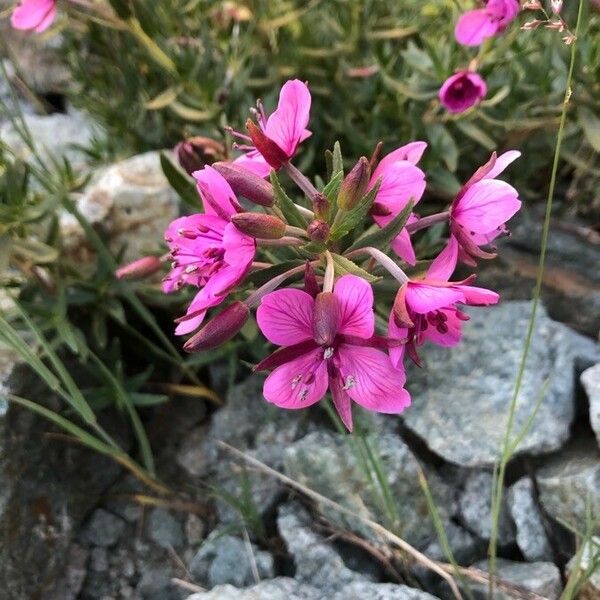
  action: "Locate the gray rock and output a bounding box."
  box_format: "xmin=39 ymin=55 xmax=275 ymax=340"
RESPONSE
xmin=136 ymin=566 xmax=181 ymax=600
xmin=277 ymin=502 xmax=367 ymax=594
xmin=185 ymin=578 xmax=322 ymax=600
xmin=90 ymin=547 xmax=109 ymax=572
xmin=422 ymin=520 xmax=484 ymax=565
xmin=403 ymin=301 xmax=599 ymax=467
xmin=177 ymin=377 xmax=307 ymax=524
xmin=79 ymin=509 xmax=127 ymax=547
xmin=507 ymin=477 xmax=553 ymax=561
xmin=458 ymin=471 xmax=515 ymax=546
xmin=536 ymin=440 xmax=600 ymax=532
xmin=189 ymin=531 xmax=274 ymax=589
xmin=565 ymin=537 xmax=600 ymax=600
xmin=147 ymin=508 xmax=185 ymax=549
xmin=581 ymin=362 xmax=600 ymax=447
xmin=468 ymin=559 xmax=562 ymax=600
xmin=185 ymin=514 xmax=206 ymax=546
xmin=283 ymin=430 xmax=455 ymax=548
xmin=59 ymin=151 xmax=180 ymax=264
xmin=0 ymin=111 xmax=98 ymax=172
xmin=333 ymin=582 xmax=440 ymax=599
xmin=43 ymin=543 xmax=89 ymax=600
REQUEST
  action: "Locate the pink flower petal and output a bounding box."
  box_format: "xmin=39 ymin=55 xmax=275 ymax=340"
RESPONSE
xmin=257 ymin=289 xmax=315 ymax=346
xmin=387 ymin=312 xmax=407 ymax=369
xmin=371 ymin=161 xmax=426 ymax=218
xmin=336 ymin=345 xmax=411 ymax=414
xmin=454 ymin=179 xmax=521 ymax=234
xmin=233 ymin=152 xmax=271 ymax=179
xmin=222 ymin=223 xmax=256 ymax=267
xmin=330 ymin=377 xmax=354 ymax=431
xmin=406 ymin=283 xmax=465 ymax=314
xmin=333 ymin=275 xmax=375 ymax=339
xmin=427 ymin=236 xmax=459 ymax=281
xmin=11 ymin=0 xmax=56 ymax=32
xmin=486 ymin=150 xmax=521 ymax=179
xmin=458 ymin=285 xmax=499 ymax=306
xmin=264 ymin=79 xmax=312 ymax=157
xmin=422 ymin=308 xmax=463 ymax=347
xmin=193 ymin=165 xmax=238 ymax=217
xmin=391 ymin=227 xmax=417 ymax=266
xmin=174 ymin=310 xmax=207 ymax=336
xmin=263 ymin=348 xmax=328 ymax=409
xmin=372 ymin=142 xmax=427 ymax=179
xmin=454 ymin=9 xmax=498 ymax=46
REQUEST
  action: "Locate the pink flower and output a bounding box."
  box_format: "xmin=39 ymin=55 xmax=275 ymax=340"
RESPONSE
xmin=162 ymin=166 xmax=255 ymax=335
xmin=233 ymin=79 xmax=312 ymax=178
xmin=370 ymin=142 xmax=427 ymax=265
xmin=439 ymin=71 xmax=487 ymax=114
xmin=455 ymin=0 xmax=520 ymax=46
xmin=255 ymin=275 xmax=411 ymax=431
xmin=450 ymin=151 xmax=521 ymax=263
xmin=11 ymin=0 xmax=56 ymax=32
xmin=388 ymin=237 xmax=499 ymax=366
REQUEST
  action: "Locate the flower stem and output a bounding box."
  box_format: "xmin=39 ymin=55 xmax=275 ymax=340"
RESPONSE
xmin=406 ymin=211 xmax=450 ymax=234
xmin=284 ymin=162 xmax=319 ymax=200
xmin=285 ymin=225 xmax=309 ymax=238
xmin=245 ymin=264 xmax=310 ymax=308
xmin=257 ymin=236 xmax=305 ymax=247
xmin=487 ymin=2 xmax=584 ymax=597
xmin=346 ymin=248 xmax=408 ymax=284
xmin=323 ymin=251 xmax=335 ymax=292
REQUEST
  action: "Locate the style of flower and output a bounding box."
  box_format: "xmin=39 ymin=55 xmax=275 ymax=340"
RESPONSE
xmin=233 ymin=79 xmax=312 ymax=178
xmin=455 ymin=0 xmax=520 ymax=46
xmin=163 ymin=166 xmax=255 ymax=335
xmin=370 ymin=142 xmax=427 ymax=265
xmin=255 ymin=275 xmax=411 ymax=431
xmin=439 ymin=71 xmax=487 ymax=114
xmin=449 ymin=150 xmax=521 ymax=264
xmin=388 ymin=237 xmax=499 ymax=366
xmin=11 ymin=0 xmax=56 ymax=32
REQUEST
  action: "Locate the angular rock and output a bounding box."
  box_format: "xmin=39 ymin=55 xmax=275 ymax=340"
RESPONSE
xmin=283 ymin=430 xmax=455 ymax=548
xmin=565 ymin=537 xmax=600 ymax=600
xmin=0 ymin=111 xmax=98 ymax=172
xmin=422 ymin=520 xmax=484 ymax=565
xmin=147 ymin=508 xmax=184 ymax=549
xmin=79 ymin=508 xmax=127 ymax=547
xmin=189 ymin=531 xmax=274 ymax=589
xmin=185 ymin=578 xmax=322 ymax=600
xmin=467 ymin=559 xmax=562 ymax=600
xmin=581 ymin=362 xmax=600 ymax=447
xmin=335 ymin=582 xmax=441 ymax=599
xmin=59 ymin=151 xmax=180 ymax=264
xmin=536 ymin=441 xmax=600 ymax=532
xmin=177 ymin=377 xmax=308 ymax=524
xmin=507 ymin=477 xmax=553 ymax=561
xmin=403 ymin=301 xmax=599 ymax=467
xmin=458 ymin=471 xmax=515 ymax=547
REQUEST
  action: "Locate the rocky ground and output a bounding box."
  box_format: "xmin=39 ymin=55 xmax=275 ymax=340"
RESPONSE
xmin=2 ymin=43 xmax=600 ymax=600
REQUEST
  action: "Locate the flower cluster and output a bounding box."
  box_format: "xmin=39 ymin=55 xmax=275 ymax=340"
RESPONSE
xmin=118 ymin=80 xmax=522 ymax=430
xmin=440 ymin=0 xmax=520 ymax=113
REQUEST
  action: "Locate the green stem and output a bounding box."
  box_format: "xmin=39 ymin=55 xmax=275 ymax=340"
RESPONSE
xmin=487 ymin=2 xmax=585 ymax=596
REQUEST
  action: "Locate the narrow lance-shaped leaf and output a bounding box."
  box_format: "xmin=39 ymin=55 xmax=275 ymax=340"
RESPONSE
xmin=346 ymin=200 xmax=414 ymax=253
xmin=269 ymin=171 xmax=307 ymax=228
xmin=329 ymin=179 xmax=381 ymax=241
xmin=329 ymin=253 xmax=380 ymax=283
xmin=160 ymin=152 xmax=199 ymax=208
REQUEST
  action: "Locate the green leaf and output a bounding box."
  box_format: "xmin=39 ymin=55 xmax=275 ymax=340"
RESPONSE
xmin=332 ymin=141 xmax=344 ymax=177
xmin=169 ymin=102 xmax=216 ymax=122
xmin=330 ymin=253 xmax=380 ymax=283
xmin=145 ymin=86 xmax=180 ymax=110
xmin=270 ymin=171 xmax=307 ymax=228
xmin=244 ymin=260 xmax=304 ymax=287
xmin=346 ymin=200 xmax=414 ymax=253
xmin=301 ymin=241 xmax=327 ymax=254
xmin=329 ymin=180 xmax=380 ymax=241
xmin=427 ymin=124 xmax=458 ymax=172
xmin=455 ymin=121 xmax=496 ymax=151
xmin=106 ymin=0 xmax=132 ymax=18
xmin=578 ymin=106 xmax=600 ymax=152
xmin=11 ymin=238 xmax=58 ymax=264
xmin=130 ymin=393 xmax=169 ymax=407
xmin=322 ymin=170 xmax=343 ymax=222
xmin=159 ymin=152 xmax=199 ymax=208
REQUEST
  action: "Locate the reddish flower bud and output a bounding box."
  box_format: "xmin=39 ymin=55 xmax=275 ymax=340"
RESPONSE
xmin=175 ymin=137 xmax=227 ymax=175
xmin=212 ymin=162 xmax=274 ymax=207
xmin=312 ymin=292 xmax=340 ymax=346
xmin=231 ymin=212 xmax=286 ymax=239
xmin=337 ymin=156 xmax=370 ymax=211
xmin=115 ymin=256 xmax=163 ymax=280
xmin=392 ymin=283 xmax=414 ymax=329
xmin=246 ymin=119 xmax=289 ymax=170
xmin=304 ymin=262 xmax=319 ymax=298
xmin=183 ymin=301 xmax=250 ymax=352
xmin=312 ymin=192 xmax=329 ymax=221
xmin=307 ymin=219 xmax=330 ymax=243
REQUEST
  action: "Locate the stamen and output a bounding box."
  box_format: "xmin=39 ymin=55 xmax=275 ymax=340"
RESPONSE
xmin=291 ymin=375 xmax=302 ymax=390
xmin=343 ymin=376 xmax=356 ymax=391
xmin=323 ymin=347 xmax=334 ymax=360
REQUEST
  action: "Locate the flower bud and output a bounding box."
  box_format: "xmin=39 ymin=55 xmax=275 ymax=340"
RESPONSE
xmin=212 ymin=162 xmax=274 ymax=207
xmin=307 ymin=219 xmax=330 ymax=243
xmin=304 ymin=262 xmax=319 ymax=298
xmin=312 ymin=292 xmax=340 ymax=346
xmin=231 ymin=212 xmax=286 ymax=239
xmin=183 ymin=301 xmax=249 ymax=352
xmin=392 ymin=283 xmax=414 ymax=329
xmin=246 ymin=119 xmax=289 ymax=170
xmin=312 ymin=192 xmax=329 ymax=221
xmin=337 ymin=156 xmax=370 ymax=211
xmin=115 ymin=256 xmax=163 ymax=280
xmin=175 ymin=137 xmax=226 ymax=175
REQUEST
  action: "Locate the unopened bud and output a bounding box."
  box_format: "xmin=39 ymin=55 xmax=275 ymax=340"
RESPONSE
xmin=337 ymin=157 xmax=370 ymax=211
xmin=392 ymin=283 xmax=414 ymax=329
xmin=307 ymin=219 xmax=330 ymax=243
xmin=231 ymin=212 xmax=286 ymax=239
xmin=304 ymin=262 xmax=319 ymax=298
xmin=115 ymin=256 xmax=163 ymax=280
xmin=312 ymin=292 xmax=340 ymax=346
xmin=183 ymin=301 xmax=249 ymax=352
xmin=312 ymin=192 xmax=329 ymax=221
xmin=246 ymin=119 xmax=289 ymax=170
xmin=175 ymin=137 xmax=227 ymax=175
xmin=212 ymin=162 xmax=274 ymax=207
